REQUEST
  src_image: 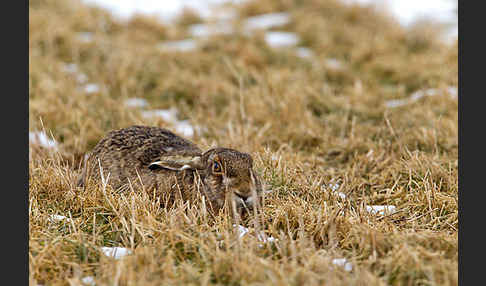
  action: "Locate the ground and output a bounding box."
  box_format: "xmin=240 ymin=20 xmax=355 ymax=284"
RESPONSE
xmin=29 ymin=0 xmax=458 ymax=285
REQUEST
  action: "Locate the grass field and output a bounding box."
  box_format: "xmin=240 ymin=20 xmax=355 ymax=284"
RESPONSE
xmin=29 ymin=0 xmax=458 ymax=285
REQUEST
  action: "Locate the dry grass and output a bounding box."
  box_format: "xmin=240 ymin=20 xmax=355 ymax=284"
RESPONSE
xmin=29 ymin=0 xmax=458 ymax=285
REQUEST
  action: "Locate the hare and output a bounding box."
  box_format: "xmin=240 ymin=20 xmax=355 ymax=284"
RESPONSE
xmin=78 ymin=125 xmax=264 ymax=216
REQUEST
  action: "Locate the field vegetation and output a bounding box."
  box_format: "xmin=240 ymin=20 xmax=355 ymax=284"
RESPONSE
xmin=29 ymin=0 xmax=458 ymax=285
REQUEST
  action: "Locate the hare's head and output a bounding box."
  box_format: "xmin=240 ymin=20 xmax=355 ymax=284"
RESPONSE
xmin=148 ymin=148 xmax=264 ymax=216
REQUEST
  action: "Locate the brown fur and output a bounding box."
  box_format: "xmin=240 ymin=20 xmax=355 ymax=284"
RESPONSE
xmin=78 ymin=125 xmax=263 ymax=215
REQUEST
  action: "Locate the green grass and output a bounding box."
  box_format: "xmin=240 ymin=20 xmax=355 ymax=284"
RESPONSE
xmin=29 ymin=0 xmax=457 ymax=285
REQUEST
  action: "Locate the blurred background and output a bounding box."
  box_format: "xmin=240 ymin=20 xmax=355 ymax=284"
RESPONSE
xmin=80 ymin=0 xmax=457 ymax=41
xmin=29 ymin=0 xmax=458 ymax=160
xmin=28 ymin=0 xmax=459 ymax=188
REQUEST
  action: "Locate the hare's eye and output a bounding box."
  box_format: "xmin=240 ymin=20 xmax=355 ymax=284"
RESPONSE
xmin=213 ymin=161 xmax=222 ymax=173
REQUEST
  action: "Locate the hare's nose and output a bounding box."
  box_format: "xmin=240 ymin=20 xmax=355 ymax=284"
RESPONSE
xmin=235 ymin=190 xmax=259 ymax=207
xmin=234 ymin=192 xmax=250 ymax=201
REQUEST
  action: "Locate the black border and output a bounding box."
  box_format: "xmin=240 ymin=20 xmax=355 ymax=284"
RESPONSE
xmin=457 ymin=0 xmax=462 ymax=281
xmin=458 ymin=0 xmax=478 ymax=285
xmin=8 ymin=0 xmax=28 ymax=285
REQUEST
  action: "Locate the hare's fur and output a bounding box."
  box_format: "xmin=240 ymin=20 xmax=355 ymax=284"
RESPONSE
xmin=79 ymin=125 xmax=263 ymax=215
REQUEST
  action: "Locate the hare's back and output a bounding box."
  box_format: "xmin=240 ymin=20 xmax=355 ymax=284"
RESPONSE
xmin=90 ymin=125 xmax=202 ymax=166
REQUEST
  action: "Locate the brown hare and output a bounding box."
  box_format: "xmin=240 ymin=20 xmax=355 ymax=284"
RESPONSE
xmin=78 ymin=125 xmax=264 ymax=216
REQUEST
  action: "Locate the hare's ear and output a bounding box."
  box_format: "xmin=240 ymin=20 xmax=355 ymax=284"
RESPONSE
xmin=148 ymin=155 xmax=203 ymax=171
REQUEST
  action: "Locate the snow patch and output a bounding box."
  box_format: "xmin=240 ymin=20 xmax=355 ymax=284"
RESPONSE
xmin=157 ymin=39 xmax=198 ymax=52
xmin=366 ymin=205 xmax=396 ymax=215
xmin=124 ymin=97 xmax=149 ymax=108
xmin=322 ymin=181 xmax=346 ymax=199
xmin=174 ymin=120 xmax=195 ymax=138
xmin=76 ymin=73 xmax=89 ymax=84
xmin=446 ymin=86 xmax=458 ymax=99
xmin=29 ymin=131 xmax=58 ymax=150
xmin=188 ymin=22 xmax=233 ymax=37
xmin=141 ymin=108 xmax=178 ymax=122
xmin=141 ymin=108 xmax=196 ymax=138
xmin=336 ymin=192 xmax=347 ymax=199
xmin=62 ymin=63 xmax=79 ymax=74
xmin=81 ymin=276 xmax=96 ymax=286
xmin=234 ymin=224 xmax=250 ymax=238
xmin=100 ymin=247 xmax=132 ymax=259
xmin=234 ymin=224 xmax=278 ymax=244
xmin=76 ymin=32 xmax=94 ymax=43
xmin=264 ymin=31 xmax=299 ymax=47
xmin=324 ymin=58 xmax=345 ymax=71
xmin=48 ymin=214 xmax=72 ymax=223
xmin=385 ymin=87 xmax=457 ymax=108
xmin=81 ymin=0 xmax=247 ymax=23
xmin=344 ymin=0 xmax=457 ymax=42
xmin=332 ymin=258 xmax=353 ymax=272
xmin=244 ymin=12 xmax=290 ymax=31
xmin=83 ymin=83 xmax=101 ymax=94
xmin=328 ymin=182 xmax=340 ymax=192
xmin=62 ymin=63 xmax=88 ymax=84
xmin=384 ymin=98 xmax=409 ymax=108
xmin=256 ymin=232 xmax=278 ymax=244
xmin=295 ymin=47 xmax=314 ymax=59
xmin=80 ymin=0 xmax=456 ymax=43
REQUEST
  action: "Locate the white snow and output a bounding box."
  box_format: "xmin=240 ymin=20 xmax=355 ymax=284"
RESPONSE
xmin=234 ymin=224 xmax=278 ymax=243
xmin=446 ymin=86 xmax=458 ymax=99
xmin=234 ymin=224 xmax=250 ymax=238
xmin=62 ymin=63 xmax=88 ymax=84
xmin=295 ymin=47 xmax=314 ymax=59
xmin=343 ymin=0 xmax=456 ymax=27
xmin=410 ymin=88 xmax=440 ymax=101
xmin=324 ymin=58 xmax=345 ymax=71
xmin=48 ymin=214 xmax=72 ymax=223
xmin=76 ymin=32 xmax=94 ymax=43
xmin=76 ymin=73 xmax=89 ymax=84
xmin=83 ymin=83 xmax=100 ymax=94
xmin=81 ymin=276 xmax=96 ymax=286
xmin=124 ymin=97 xmax=149 ymax=108
xmin=80 ymin=0 xmax=457 ymax=43
xmin=157 ymin=39 xmax=198 ymax=52
xmin=188 ymin=22 xmax=234 ymax=38
xmin=322 ymin=182 xmax=346 ymax=199
xmin=344 ymin=0 xmax=457 ymax=42
xmin=366 ymin=205 xmax=396 ymax=215
xmin=141 ymin=108 xmax=178 ymax=122
xmin=186 ymin=12 xmax=293 ymax=38
xmin=332 ymin=258 xmax=353 ymax=272
xmin=100 ymin=246 xmax=132 ymax=259
xmin=208 ymin=6 xmax=239 ymax=22
xmin=244 ymin=12 xmax=291 ymax=31
xmin=328 ymin=183 xmax=340 ymax=192
xmin=264 ymin=31 xmax=299 ymax=48
xmin=81 ymin=0 xmax=247 ymax=23
xmin=29 ymin=131 xmax=58 ymax=150
xmin=256 ymin=232 xmax=278 ymax=243
xmin=141 ymin=108 xmax=196 ymax=138
xmin=336 ymin=192 xmax=347 ymax=199
xmin=173 ymin=120 xmax=195 ymax=138
xmin=384 ymin=98 xmax=410 ymax=108
xmin=385 ymin=87 xmax=458 ymax=108
xmin=62 ymin=63 xmax=79 ymax=74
